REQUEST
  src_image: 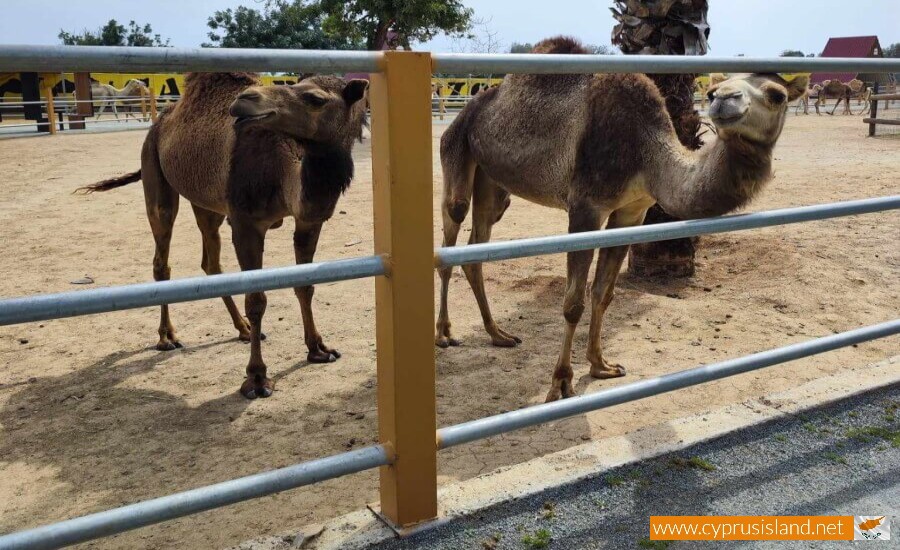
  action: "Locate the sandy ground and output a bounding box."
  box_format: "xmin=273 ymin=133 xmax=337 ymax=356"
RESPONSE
xmin=0 ymin=114 xmax=897 ymax=549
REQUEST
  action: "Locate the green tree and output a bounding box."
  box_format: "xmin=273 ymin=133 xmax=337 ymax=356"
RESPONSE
xmin=510 ymin=42 xmax=534 ymax=53
xmin=205 ymin=1 xmax=362 ymax=49
xmin=59 ymin=19 xmax=169 ymax=47
xmin=318 ymin=0 xmax=474 ymax=50
xmin=780 ymin=49 xmax=805 ymax=57
xmin=884 ymin=43 xmax=900 ymax=58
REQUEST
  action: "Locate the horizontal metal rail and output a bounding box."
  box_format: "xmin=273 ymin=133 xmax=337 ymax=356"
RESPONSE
xmin=436 ymin=319 xmax=900 ymax=448
xmin=2 ymin=45 xmax=900 ymax=75
xmin=0 ymin=45 xmax=383 ymax=74
xmin=437 ymin=195 xmax=900 ymax=267
xmin=0 ymin=445 xmax=390 ymax=550
xmin=432 ymin=53 xmax=900 ymax=75
xmin=0 ymin=255 xmax=386 ymax=326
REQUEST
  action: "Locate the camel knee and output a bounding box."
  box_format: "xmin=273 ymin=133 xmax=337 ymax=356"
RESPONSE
xmin=152 ymin=260 xmax=170 ymax=282
xmin=444 ymin=197 xmax=470 ymax=225
xmin=563 ymin=300 xmax=585 ymax=325
xmin=245 ymin=292 xmax=267 ymax=322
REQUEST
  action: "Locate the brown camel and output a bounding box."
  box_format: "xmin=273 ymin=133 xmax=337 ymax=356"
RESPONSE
xmin=815 ymin=78 xmax=867 ymax=115
xmin=435 ymin=37 xmax=807 ymax=402
xmin=78 ymin=73 xmax=368 ymax=399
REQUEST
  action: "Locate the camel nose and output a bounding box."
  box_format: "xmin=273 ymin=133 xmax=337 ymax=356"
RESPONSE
xmin=237 ymin=90 xmax=262 ymax=102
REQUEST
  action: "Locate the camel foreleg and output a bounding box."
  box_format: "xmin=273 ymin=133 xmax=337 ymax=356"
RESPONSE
xmin=293 ymin=220 xmax=341 ymax=363
xmin=585 ymin=203 xmax=650 ymax=380
xmin=231 ymin=216 xmax=272 ymax=399
xmin=546 ymin=200 xmax=607 ymax=402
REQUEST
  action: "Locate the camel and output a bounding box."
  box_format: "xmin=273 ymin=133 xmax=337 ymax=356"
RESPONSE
xmin=77 ymin=73 xmax=368 ymax=399
xmin=435 ymin=37 xmax=808 ymax=402
xmin=91 ymin=79 xmax=149 ymax=120
xmin=815 ymin=78 xmax=867 ymax=115
xmin=794 ymin=84 xmax=822 ymax=115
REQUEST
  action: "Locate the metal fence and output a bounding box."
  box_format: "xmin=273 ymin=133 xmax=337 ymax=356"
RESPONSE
xmin=0 ymin=45 xmax=898 ymax=550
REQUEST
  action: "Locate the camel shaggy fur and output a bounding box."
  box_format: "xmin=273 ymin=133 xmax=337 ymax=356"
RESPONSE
xmin=79 ymin=73 xmax=368 ymax=398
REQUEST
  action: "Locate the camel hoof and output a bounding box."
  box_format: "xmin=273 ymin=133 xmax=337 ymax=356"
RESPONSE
xmin=545 ymin=380 xmax=576 ymax=403
xmin=590 ymin=363 xmax=626 ymax=380
xmin=435 ymin=336 xmax=461 ymax=348
xmin=155 ymin=339 xmax=183 ymax=351
xmin=241 ymin=377 xmax=274 ymax=399
xmin=490 ymin=328 xmax=521 ymax=348
xmin=308 ymin=349 xmax=340 ymax=363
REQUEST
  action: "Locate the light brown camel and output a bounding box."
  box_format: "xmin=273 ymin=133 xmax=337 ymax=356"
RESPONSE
xmin=78 ymin=73 xmax=368 ymax=399
xmin=815 ymin=78 xmax=867 ymax=115
xmin=92 ymin=79 xmax=149 ymax=120
xmin=794 ymin=84 xmax=822 ymax=115
xmin=436 ymin=37 xmax=808 ymax=402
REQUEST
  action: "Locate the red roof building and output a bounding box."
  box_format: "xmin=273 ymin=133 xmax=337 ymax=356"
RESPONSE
xmin=810 ymin=35 xmax=888 ymax=85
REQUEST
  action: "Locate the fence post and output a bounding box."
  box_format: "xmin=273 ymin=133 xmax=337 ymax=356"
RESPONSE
xmin=43 ymin=85 xmax=57 ymax=135
xmin=369 ymin=50 xmax=438 ymax=527
xmin=149 ymin=87 xmax=158 ymax=123
xmin=869 ymin=83 xmax=879 ymax=137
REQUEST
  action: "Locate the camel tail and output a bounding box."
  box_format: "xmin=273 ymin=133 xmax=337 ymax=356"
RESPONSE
xmin=75 ymin=170 xmax=141 ymax=194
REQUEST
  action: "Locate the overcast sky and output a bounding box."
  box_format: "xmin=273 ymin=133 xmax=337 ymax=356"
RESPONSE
xmin=0 ymin=0 xmax=896 ymax=56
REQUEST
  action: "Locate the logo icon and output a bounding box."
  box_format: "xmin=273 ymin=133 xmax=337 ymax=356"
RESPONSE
xmin=854 ymin=516 xmax=890 ymax=541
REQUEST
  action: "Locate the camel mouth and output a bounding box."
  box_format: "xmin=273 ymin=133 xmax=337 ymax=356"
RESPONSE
xmin=233 ymin=111 xmax=275 ymax=127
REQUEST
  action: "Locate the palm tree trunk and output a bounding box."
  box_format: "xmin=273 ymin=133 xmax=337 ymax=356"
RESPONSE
xmin=611 ymin=0 xmax=709 ymax=278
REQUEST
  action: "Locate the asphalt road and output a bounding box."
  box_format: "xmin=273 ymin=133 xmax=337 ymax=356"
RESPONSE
xmin=369 ymin=384 xmax=899 ymax=550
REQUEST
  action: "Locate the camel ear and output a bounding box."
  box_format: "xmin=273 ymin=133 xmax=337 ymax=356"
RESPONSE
xmin=342 ymin=79 xmax=368 ymax=105
xmin=784 ymin=75 xmax=809 ymax=101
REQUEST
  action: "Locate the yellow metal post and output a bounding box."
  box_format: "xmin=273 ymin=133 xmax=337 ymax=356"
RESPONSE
xmin=43 ymin=85 xmax=57 ymax=135
xmin=149 ymin=88 xmax=158 ymax=123
xmin=369 ymin=51 xmax=438 ymax=527
xmin=140 ymin=87 xmax=148 ymax=122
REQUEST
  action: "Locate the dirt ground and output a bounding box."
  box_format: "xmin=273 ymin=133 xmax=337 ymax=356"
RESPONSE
xmin=0 ymin=114 xmax=897 ymax=549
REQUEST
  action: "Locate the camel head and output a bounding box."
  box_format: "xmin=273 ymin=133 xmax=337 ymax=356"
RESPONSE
xmin=707 ymin=73 xmax=809 ymax=144
xmin=123 ymin=79 xmax=148 ymax=94
xmin=229 ymin=76 xmax=368 ymax=145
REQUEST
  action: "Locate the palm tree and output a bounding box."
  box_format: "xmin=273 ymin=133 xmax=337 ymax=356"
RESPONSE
xmin=611 ymin=0 xmax=709 ymax=278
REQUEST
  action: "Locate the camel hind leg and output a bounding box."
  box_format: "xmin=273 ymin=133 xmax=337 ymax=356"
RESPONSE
xmin=460 ymin=169 xmax=520 ymax=347
xmin=192 ymin=204 xmax=253 ymax=342
xmin=141 ymin=133 xmax=181 ymax=351
xmin=435 ymin=132 xmax=476 ymax=347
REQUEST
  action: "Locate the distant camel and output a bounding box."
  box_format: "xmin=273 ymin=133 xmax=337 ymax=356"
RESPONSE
xmin=794 ymin=84 xmax=822 ymax=115
xmin=92 ymin=79 xmax=149 ymax=119
xmin=78 ymin=73 xmax=368 ymax=399
xmin=815 ymin=78 xmax=867 ymax=115
xmin=436 ymin=37 xmax=808 ymax=401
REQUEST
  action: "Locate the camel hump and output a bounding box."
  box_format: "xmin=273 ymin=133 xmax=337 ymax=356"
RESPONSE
xmin=74 ymin=170 xmax=141 ymax=194
xmin=532 ymin=36 xmax=589 ymax=55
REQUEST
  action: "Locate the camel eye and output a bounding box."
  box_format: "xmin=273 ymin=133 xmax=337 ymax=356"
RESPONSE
xmin=707 ymin=91 xmax=715 ymax=102
xmin=302 ymin=93 xmax=327 ymax=107
xmin=766 ymin=89 xmax=786 ymax=105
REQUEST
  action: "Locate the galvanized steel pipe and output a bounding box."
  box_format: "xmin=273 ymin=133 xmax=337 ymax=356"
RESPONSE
xmin=436 ymin=196 xmax=900 ymax=268
xmin=436 ymin=319 xmax=900 ymax=449
xmin=0 ymin=255 xmax=386 ymax=326
xmin=0 ymin=45 xmax=383 ymax=74
xmin=0 ymin=445 xmax=391 ymax=550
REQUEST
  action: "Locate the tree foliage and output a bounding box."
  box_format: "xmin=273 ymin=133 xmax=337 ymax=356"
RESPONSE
xmin=318 ymin=0 xmax=474 ymax=50
xmin=884 ymin=43 xmax=900 ymax=58
xmin=205 ymin=1 xmax=362 ymax=49
xmin=780 ymin=49 xmax=805 ymax=57
xmin=59 ymin=19 xmax=169 ymax=47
